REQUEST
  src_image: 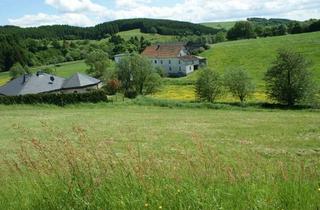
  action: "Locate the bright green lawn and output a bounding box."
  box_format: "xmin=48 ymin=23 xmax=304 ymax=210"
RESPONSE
xmin=0 ymin=104 xmax=319 ymax=209
xmin=202 ymin=21 xmax=236 ymax=30
xmin=118 ymin=29 xmax=177 ymax=43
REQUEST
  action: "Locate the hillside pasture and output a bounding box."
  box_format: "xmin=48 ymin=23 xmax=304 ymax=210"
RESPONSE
xmin=117 ymin=29 xmax=177 ymax=43
xmin=202 ymin=21 xmax=237 ymax=30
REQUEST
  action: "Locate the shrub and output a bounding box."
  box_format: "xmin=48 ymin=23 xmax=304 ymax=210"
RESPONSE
xmin=0 ymin=90 xmax=108 ymax=106
xmin=224 ymin=68 xmax=255 ymax=103
xmin=117 ymin=54 xmax=161 ymax=98
xmin=105 ymin=79 xmax=121 ymax=95
xmin=195 ymin=68 xmax=223 ymax=103
xmin=265 ymin=49 xmax=316 ymax=106
xmin=9 ymin=63 xmax=31 ymax=79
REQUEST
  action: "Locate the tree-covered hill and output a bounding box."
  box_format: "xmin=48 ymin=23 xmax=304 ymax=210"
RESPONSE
xmin=0 ymin=18 xmax=220 ymax=40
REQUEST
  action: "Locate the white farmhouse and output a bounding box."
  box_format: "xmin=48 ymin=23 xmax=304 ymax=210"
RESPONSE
xmin=141 ymin=43 xmax=206 ymax=77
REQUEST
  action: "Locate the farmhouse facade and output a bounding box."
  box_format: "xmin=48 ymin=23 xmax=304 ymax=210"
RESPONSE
xmin=114 ymin=43 xmax=206 ymax=77
xmin=0 ymin=72 xmax=101 ymax=96
xmin=141 ymin=43 xmax=206 ymax=77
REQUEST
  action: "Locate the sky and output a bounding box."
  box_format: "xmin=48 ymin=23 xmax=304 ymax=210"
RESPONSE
xmin=0 ymin=0 xmax=319 ymax=27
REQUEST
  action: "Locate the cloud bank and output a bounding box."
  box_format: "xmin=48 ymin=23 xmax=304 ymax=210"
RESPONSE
xmin=8 ymin=0 xmax=320 ymax=27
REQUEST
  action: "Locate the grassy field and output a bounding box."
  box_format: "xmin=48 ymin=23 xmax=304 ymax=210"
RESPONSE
xmin=117 ymin=29 xmax=177 ymax=43
xmin=0 ymin=104 xmax=319 ymax=209
xmin=202 ymin=21 xmax=236 ymax=30
xmin=154 ymin=32 xmax=320 ymax=101
xmin=202 ymin=32 xmax=320 ymax=89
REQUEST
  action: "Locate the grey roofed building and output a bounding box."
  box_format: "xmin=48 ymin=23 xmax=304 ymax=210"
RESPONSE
xmin=0 ymin=72 xmax=101 ymax=96
xmin=62 ymin=73 xmax=101 ymax=89
xmin=0 ymin=72 xmax=65 ymax=96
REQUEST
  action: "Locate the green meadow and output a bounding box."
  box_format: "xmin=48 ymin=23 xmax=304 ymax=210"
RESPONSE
xmin=154 ymin=32 xmax=320 ymax=101
xmin=202 ymin=21 xmax=236 ymax=30
xmin=118 ymin=29 xmax=177 ymax=43
xmin=0 ymin=104 xmax=320 ymax=209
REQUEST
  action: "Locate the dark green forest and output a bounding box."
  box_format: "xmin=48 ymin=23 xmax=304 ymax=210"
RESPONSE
xmin=0 ymin=18 xmax=220 ymax=40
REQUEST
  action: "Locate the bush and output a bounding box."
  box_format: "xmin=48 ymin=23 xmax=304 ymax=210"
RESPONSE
xmin=9 ymin=63 xmax=31 ymax=79
xmin=265 ymin=49 xmax=316 ymax=106
xmin=0 ymin=90 xmax=108 ymax=106
xmin=224 ymin=68 xmax=255 ymax=103
xmin=105 ymin=79 xmax=121 ymax=95
xmin=195 ymin=68 xmax=223 ymax=102
xmin=117 ymin=54 xmax=162 ymax=98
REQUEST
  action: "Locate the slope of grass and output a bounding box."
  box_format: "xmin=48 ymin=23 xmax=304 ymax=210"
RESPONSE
xmin=201 ymin=32 xmax=320 ymax=89
xmin=154 ymin=32 xmax=320 ymax=101
xmin=0 ymin=104 xmax=319 ymax=209
xmin=118 ymin=29 xmax=177 ymax=43
xmin=202 ymin=21 xmax=236 ymax=30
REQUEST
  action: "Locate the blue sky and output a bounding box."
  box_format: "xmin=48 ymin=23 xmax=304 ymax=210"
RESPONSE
xmin=1 ymin=0 xmax=320 ymax=27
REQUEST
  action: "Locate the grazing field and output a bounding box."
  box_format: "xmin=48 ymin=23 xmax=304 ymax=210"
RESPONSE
xmin=117 ymin=29 xmax=177 ymax=43
xmin=202 ymin=32 xmax=320 ymax=89
xmin=0 ymin=104 xmax=319 ymax=209
xmin=202 ymin=21 xmax=236 ymax=30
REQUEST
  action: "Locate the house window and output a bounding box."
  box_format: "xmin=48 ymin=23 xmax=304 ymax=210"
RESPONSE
xmin=154 ymin=60 xmax=157 ymax=64
xmin=190 ymin=66 xmax=192 ymax=70
xmin=160 ymin=60 xmax=163 ymax=64
xmin=169 ymin=67 xmax=172 ymax=71
xmin=169 ymin=60 xmax=171 ymax=65
xmin=179 ymin=60 xmax=181 ymax=64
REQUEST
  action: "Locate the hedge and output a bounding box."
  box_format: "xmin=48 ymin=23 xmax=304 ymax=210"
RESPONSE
xmin=0 ymin=90 xmax=108 ymax=106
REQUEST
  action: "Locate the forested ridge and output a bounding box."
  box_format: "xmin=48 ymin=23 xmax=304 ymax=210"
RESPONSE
xmin=0 ymin=18 xmax=220 ymax=40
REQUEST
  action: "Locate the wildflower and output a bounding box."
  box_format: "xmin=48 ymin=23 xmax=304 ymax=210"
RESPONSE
xmin=144 ymin=203 xmax=149 ymax=207
xmin=159 ymin=206 xmax=162 ymax=209
xmin=318 ymin=188 xmax=320 ymax=192
xmin=177 ymin=189 xmax=181 ymax=193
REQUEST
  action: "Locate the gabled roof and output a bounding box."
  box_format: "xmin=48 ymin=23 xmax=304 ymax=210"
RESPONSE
xmin=62 ymin=73 xmax=100 ymax=89
xmin=178 ymin=55 xmax=199 ymax=62
xmin=0 ymin=73 xmax=65 ymax=96
xmin=142 ymin=43 xmax=186 ymax=58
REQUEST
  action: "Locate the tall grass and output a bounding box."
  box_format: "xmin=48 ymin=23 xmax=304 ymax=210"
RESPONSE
xmin=1 ymin=124 xmax=319 ymax=209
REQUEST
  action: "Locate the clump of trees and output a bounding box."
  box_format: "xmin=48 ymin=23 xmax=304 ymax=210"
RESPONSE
xmin=265 ymin=49 xmax=316 ymax=106
xmin=227 ymin=18 xmax=320 ymax=41
xmin=116 ymin=54 xmax=161 ymax=98
xmin=195 ymin=67 xmax=255 ymax=103
xmin=85 ymin=50 xmax=112 ymax=79
xmin=227 ymin=21 xmax=257 ymax=40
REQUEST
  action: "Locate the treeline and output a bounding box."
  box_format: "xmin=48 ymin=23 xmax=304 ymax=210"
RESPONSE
xmin=0 ymin=34 xmax=150 ymax=72
xmin=227 ymin=18 xmax=320 ymax=40
xmin=0 ymin=18 xmax=220 ymax=40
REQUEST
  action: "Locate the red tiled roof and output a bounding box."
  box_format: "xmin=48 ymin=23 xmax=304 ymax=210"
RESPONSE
xmin=142 ymin=44 xmax=185 ymax=58
xmin=178 ymin=55 xmax=199 ymax=61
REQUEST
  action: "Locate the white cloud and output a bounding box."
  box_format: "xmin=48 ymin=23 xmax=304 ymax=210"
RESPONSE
xmin=8 ymin=13 xmax=95 ymax=27
xmin=7 ymin=0 xmax=320 ymax=27
xmin=115 ymin=0 xmax=151 ymax=8
xmin=45 ymin=0 xmax=106 ymax=13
